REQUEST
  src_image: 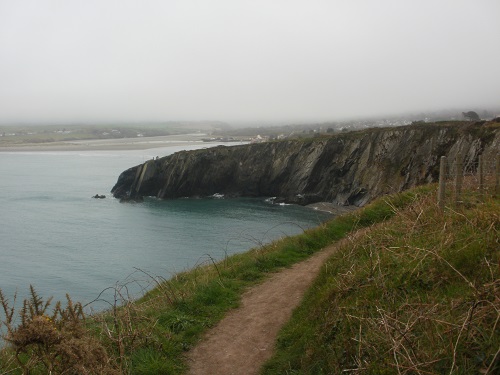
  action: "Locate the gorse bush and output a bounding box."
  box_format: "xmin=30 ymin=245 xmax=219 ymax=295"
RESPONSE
xmin=0 ymin=286 xmax=119 ymax=374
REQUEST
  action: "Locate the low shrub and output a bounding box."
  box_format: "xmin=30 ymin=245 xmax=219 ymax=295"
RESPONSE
xmin=0 ymin=286 xmax=119 ymax=374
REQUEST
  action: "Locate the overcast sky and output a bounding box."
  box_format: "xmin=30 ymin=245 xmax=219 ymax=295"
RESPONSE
xmin=0 ymin=0 xmax=499 ymax=124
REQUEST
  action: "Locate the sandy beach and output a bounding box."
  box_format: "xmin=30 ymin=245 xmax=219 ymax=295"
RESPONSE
xmin=0 ymin=134 xmax=231 ymax=152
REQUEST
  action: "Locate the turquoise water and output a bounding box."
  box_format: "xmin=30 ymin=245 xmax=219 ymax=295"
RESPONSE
xmin=0 ymin=145 xmax=330 ymax=312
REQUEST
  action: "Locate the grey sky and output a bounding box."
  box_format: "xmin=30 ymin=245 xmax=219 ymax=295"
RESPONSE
xmin=1 ymin=0 xmax=499 ymax=124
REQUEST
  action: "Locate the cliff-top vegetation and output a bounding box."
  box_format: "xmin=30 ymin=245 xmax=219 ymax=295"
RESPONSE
xmin=0 ymin=184 xmax=498 ymax=374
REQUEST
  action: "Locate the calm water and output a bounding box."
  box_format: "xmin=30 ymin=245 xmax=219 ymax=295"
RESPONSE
xmin=0 ymin=144 xmax=330 ymax=312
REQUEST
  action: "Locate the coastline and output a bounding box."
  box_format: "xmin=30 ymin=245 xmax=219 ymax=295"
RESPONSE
xmin=0 ymin=134 xmax=225 ymax=152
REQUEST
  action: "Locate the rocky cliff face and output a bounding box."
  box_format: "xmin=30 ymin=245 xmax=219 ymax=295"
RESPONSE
xmin=112 ymin=121 xmax=500 ymax=206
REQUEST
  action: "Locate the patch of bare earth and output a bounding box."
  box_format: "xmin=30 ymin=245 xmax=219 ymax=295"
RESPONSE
xmin=186 ymin=237 xmax=353 ymax=375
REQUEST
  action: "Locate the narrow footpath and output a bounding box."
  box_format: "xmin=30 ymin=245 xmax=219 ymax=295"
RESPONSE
xmin=185 ymin=238 xmax=350 ymax=375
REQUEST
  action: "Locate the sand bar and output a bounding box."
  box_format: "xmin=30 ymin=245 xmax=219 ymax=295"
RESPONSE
xmin=0 ymin=134 xmax=235 ymax=152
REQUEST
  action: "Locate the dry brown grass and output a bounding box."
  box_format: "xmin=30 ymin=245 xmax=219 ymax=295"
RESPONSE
xmin=0 ymin=286 xmax=119 ymax=374
xmin=263 ymin=190 xmax=499 ymax=374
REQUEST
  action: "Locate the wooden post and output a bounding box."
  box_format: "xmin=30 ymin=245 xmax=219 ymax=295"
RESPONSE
xmin=454 ymin=150 xmax=464 ymax=203
xmin=438 ymin=156 xmax=446 ymax=210
xmin=495 ymin=155 xmax=500 ymax=197
xmin=478 ymin=155 xmax=484 ymax=197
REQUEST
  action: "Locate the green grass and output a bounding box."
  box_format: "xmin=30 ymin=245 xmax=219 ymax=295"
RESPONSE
xmin=262 ymin=191 xmax=499 ymax=374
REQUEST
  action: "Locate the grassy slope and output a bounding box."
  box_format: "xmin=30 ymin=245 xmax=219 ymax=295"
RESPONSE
xmin=262 ymin=191 xmax=499 ymax=374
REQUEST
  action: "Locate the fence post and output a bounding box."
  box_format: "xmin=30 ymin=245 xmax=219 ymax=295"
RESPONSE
xmin=495 ymin=155 xmax=500 ymax=197
xmin=478 ymin=155 xmax=484 ymax=197
xmin=438 ymin=156 xmax=446 ymax=210
xmin=454 ymin=150 xmax=464 ymax=203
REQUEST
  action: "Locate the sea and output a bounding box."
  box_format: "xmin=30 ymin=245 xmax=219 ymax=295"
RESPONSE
xmin=0 ymin=143 xmax=330 ymax=313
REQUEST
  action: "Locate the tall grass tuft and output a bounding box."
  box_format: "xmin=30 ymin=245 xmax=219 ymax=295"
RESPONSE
xmin=263 ymin=191 xmax=499 ymax=374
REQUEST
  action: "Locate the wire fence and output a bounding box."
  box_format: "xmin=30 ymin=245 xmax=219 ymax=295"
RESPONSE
xmin=437 ymin=153 xmax=500 ymax=210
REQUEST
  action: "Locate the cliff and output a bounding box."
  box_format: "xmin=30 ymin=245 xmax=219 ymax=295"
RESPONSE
xmin=111 ymin=121 xmax=500 ymax=206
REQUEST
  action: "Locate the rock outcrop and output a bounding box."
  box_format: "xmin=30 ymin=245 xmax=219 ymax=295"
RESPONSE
xmin=112 ymin=121 xmax=499 ymax=206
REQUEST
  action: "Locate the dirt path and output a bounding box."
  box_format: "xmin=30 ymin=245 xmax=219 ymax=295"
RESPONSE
xmin=185 ymin=241 xmax=344 ymax=375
